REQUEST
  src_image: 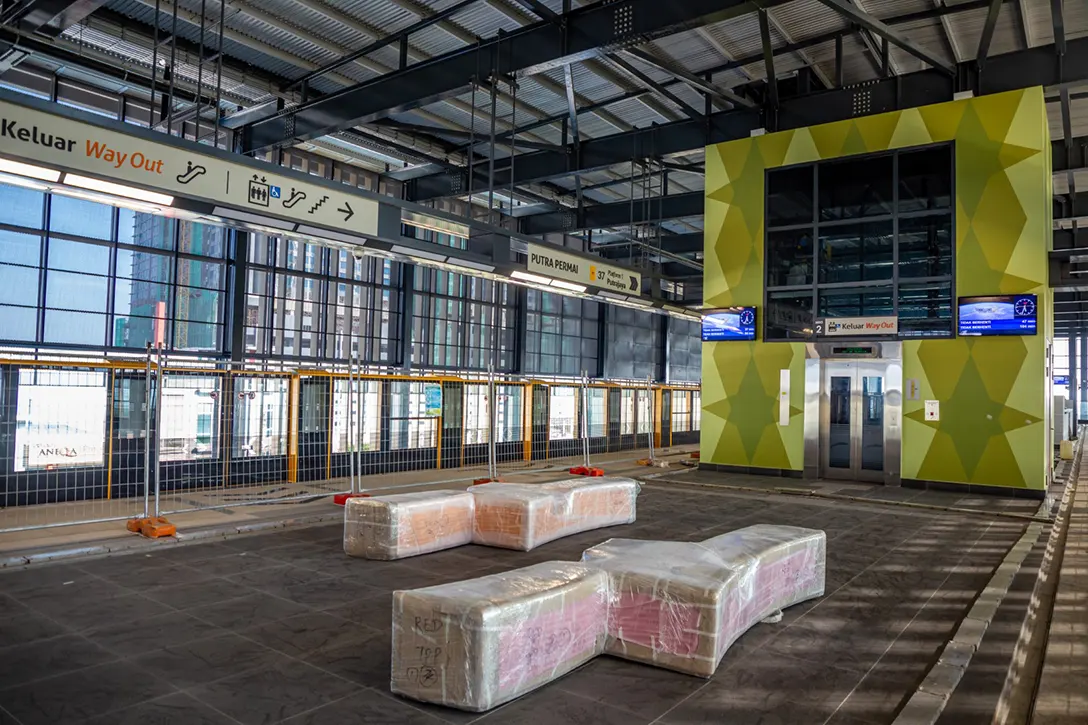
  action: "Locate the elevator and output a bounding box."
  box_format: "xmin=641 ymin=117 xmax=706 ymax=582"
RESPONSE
xmin=804 ymin=343 xmax=902 ymax=485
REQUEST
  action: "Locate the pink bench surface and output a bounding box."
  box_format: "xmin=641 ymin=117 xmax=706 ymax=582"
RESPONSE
xmin=582 ymin=525 xmax=826 ymax=677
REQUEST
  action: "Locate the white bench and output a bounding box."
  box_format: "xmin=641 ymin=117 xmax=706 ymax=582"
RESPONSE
xmin=343 ymin=490 xmax=475 ymax=560
xmin=391 ymin=561 xmax=609 ymax=711
xmin=470 ymin=477 xmax=640 ymax=551
xmin=582 ymin=525 xmax=826 ymax=677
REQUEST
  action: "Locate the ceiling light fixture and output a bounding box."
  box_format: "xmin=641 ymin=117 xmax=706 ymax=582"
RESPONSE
xmin=212 ymin=206 xmax=296 ymax=231
xmin=64 ymin=174 xmax=174 ymax=206
xmin=0 ymin=157 xmax=61 ymax=182
xmin=548 ymin=279 xmax=587 ymax=293
xmin=390 ymin=244 xmax=447 ymax=262
xmin=511 ymin=270 xmax=554 ymax=285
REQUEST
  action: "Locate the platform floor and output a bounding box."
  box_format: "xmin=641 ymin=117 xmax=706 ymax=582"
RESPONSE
xmin=0 ymin=481 xmax=1031 ymax=725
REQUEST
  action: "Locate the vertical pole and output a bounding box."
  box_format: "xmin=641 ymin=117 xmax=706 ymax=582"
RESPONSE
xmin=143 ymin=344 xmax=152 ymax=518
xmin=356 ymin=353 xmax=363 ymax=489
xmin=486 ymin=74 xmax=499 ymax=226
xmin=211 ymin=0 xmax=226 ymax=145
xmin=348 ymin=355 xmax=356 ymax=493
xmin=1080 ymin=334 xmax=1087 ymax=423
xmin=153 ymin=344 xmax=165 ymax=517
xmin=646 ymin=376 xmax=655 ymax=463
xmin=488 ymin=364 xmax=497 ymax=480
xmin=581 ymin=371 xmax=590 ymax=469
xmin=1071 ymin=335 xmax=1078 ymax=436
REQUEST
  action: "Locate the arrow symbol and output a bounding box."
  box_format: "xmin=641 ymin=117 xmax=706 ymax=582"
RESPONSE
xmin=338 ymin=201 xmax=354 ymax=221
xmin=629 ymin=275 xmax=639 ymax=291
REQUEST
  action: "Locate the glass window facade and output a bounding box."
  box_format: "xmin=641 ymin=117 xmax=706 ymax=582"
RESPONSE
xmin=525 ymin=291 xmax=600 ymax=376
xmin=0 ymin=183 xmax=228 ymax=351
xmin=764 ymin=145 xmax=954 ymax=341
xmin=605 ymin=306 xmax=662 ymax=380
xmin=246 ymin=236 xmax=399 ymax=363
xmin=411 ymin=269 xmax=516 ymax=371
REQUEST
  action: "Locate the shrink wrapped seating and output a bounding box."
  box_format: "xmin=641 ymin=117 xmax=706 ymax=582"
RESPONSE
xmin=391 ymin=562 xmax=609 ymax=712
xmin=344 ymin=490 xmax=475 ymax=560
xmin=470 ymin=478 xmax=640 ymax=551
xmin=581 ymin=525 xmax=826 ymax=677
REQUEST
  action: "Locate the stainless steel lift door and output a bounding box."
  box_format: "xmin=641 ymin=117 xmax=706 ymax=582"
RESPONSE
xmin=821 ymin=361 xmax=887 ymax=483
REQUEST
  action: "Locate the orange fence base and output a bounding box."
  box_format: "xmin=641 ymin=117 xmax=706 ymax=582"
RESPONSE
xmin=126 ymin=517 xmax=176 ymax=538
xmin=473 ymin=477 xmax=500 ymax=485
xmin=568 ymin=466 xmax=604 ymax=477
xmin=334 ymin=493 xmax=371 ymax=506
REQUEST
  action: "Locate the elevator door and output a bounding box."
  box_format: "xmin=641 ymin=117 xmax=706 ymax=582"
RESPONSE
xmin=822 ymin=361 xmax=886 ymax=482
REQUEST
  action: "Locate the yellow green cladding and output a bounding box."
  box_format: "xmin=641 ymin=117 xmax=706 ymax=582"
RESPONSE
xmin=702 ymin=88 xmax=1051 ymax=490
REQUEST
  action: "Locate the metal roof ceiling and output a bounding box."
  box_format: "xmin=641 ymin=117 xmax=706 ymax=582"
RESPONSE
xmin=2 ymin=0 xmax=1086 ymax=283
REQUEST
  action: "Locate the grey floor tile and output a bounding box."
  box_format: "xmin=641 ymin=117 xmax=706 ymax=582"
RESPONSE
xmin=185 ymin=551 xmax=283 ymax=577
xmin=34 ymin=592 xmax=176 ymax=633
xmin=323 ymin=592 xmax=393 ymax=630
xmin=242 ymin=611 xmax=356 ymax=657
xmin=186 ymin=592 xmax=312 ymax=629
xmin=12 ymin=570 xmax=131 ymax=608
xmin=85 ymin=692 xmax=238 ymax=725
xmin=1 ymin=660 xmax=175 ymax=725
xmin=270 ymin=575 xmax=380 ymax=610
xmin=0 ymin=593 xmax=26 ymax=617
xmin=85 ymin=611 xmax=223 ymax=657
xmin=143 ymin=577 xmax=255 ymax=610
xmin=0 ymin=610 xmax=68 ymax=649
xmin=660 ymin=653 xmax=862 ymax=725
xmin=474 ymin=686 xmax=644 ymax=725
xmin=301 ymin=626 xmax=390 ymax=688
xmin=191 ymin=657 xmax=361 ymax=725
xmin=0 ymin=634 xmax=119 ymax=689
xmin=281 ymin=688 xmax=447 ymax=725
xmin=360 ymin=563 xmax=458 ymax=591
xmin=557 ymin=656 xmax=705 ymax=720
xmin=98 ymin=562 xmax=217 ymax=590
xmin=233 ymin=564 xmax=334 ymax=592
xmin=132 ymin=632 xmax=282 ymax=688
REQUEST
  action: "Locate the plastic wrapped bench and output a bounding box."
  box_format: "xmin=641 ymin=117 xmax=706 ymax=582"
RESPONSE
xmin=582 ymin=525 xmax=826 ymax=677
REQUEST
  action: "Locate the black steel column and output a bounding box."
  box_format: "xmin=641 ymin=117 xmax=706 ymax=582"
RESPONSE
xmin=1074 ymin=335 xmax=1083 ymax=420
xmin=1070 ymin=335 xmax=1078 ymax=429
xmin=228 ymin=229 xmax=249 ymax=362
xmin=398 ymin=263 xmax=415 ymax=370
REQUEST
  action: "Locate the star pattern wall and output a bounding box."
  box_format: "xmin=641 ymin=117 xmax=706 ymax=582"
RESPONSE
xmin=702 ymin=88 xmax=1050 ymax=490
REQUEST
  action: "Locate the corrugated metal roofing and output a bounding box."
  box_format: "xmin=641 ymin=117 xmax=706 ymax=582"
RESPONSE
xmin=41 ymin=0 xmax=1087 ymax=234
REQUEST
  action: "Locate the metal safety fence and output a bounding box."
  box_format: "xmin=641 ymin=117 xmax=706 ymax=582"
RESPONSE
xmin=0 ymin=351 xmax=700 ymax=534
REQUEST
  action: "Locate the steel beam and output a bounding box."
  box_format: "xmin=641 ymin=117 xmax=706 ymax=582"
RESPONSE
xmin=608 ymin=54 xmax=705 ymax=121
xmin=620 ymin=48 xmax=755 ymax=109
xmin=759 ymin=10 xmax=779 ymax=114
xmin=407 ymin=36 xmax=1087 ymax=202
xmin=520 ymin=191 xmax=702 ymax=234
xmin=814 ymin=0 xmax=956 ymax=75
xmin=245 ymin=0 xmax=791 ymax=152
xmin=0 ymin=0 xmax=108 ymax=36
xmin=523 ymin=178 xmax=1088 ymax=236
xmin=1056 ymin=191 xmax=1088 ymax=221
xmin=976 ymin=0 xmax=1003 ymax=67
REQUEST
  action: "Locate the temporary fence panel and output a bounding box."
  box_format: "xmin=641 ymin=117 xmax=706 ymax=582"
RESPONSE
xmin=0 ymin=363 xmax=148 ymax=532
xmin=0 ymin=354 xmax=701 ymax=533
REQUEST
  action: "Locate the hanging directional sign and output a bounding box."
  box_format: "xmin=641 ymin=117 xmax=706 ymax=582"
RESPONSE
xmin=526 ymin=242 xmax=640 ymax=294
xmin=0 ymin=96 xmax=381 ymax=236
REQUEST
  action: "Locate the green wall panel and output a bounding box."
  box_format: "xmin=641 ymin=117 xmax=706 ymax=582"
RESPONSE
xmin=702 ymin=88 xmax=1051 ymax=490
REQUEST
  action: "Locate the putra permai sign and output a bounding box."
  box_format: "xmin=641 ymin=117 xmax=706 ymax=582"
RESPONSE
xmin=526 ymin=242 xmax=640 ymax=293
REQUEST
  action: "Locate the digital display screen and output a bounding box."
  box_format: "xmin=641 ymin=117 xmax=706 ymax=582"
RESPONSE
xmin=702 ymin=307 xmax=756 ymax=341
xmin=958 ymin=294 xmax=1037 ymax=336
